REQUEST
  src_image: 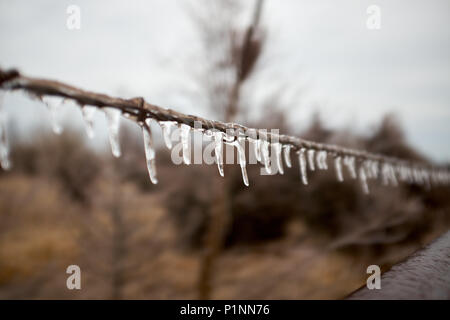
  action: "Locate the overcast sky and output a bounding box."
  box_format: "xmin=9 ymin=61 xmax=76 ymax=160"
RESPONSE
xmin=1 ymin=0 xmax=449 ymax=162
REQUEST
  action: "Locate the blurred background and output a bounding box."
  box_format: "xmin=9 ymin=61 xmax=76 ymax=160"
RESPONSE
xmin=0 ymin=0 xmax=449 ymax=299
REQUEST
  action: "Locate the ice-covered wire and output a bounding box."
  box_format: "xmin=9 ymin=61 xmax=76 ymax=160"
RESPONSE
xmin=0 ymin=68 xmax=448 ymax=181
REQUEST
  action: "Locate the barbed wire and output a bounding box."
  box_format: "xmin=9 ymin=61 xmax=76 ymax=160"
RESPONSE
xmin=0 ymin=67 xmax=449 ymax=189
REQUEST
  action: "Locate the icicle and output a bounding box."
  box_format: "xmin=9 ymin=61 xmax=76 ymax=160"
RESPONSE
xmin=213 ymin=131 xmax=224 ymax=177
xmin=398 ymin=165 xmax=408 ymax=182
xmin=256 ymin=139 xmax=262 ymax=163
xmin=43 ymin=96 xmax=64 ymax=135
xmin=359 ymin=166 xmax=369 ymax=194
xmin=316 ymin=151 xmax=322 ymax=169
xmin=344 ymin=156 xmax=357 ymax=179
xmin=365 ymin=160 xmax=378 ymax=180
xmin=274 ymin=142 xmax=284 ymax=174
xmin=363 ymin=161 xmax=372 ymax=179
xmin=261 ymin=140 xmax=272 ymax=174
xmin=382 ymin=163 xmax=390 ymax=185
xmin=233 ymin=137 xmax=249 ymax=186
xmin=421 ymin=169 xmax=430 ymax=189
xmin=389 ymin=164 xmax=398 ymax=187
xmin=283 ymin=145 xmax=292 ymax=168
xmin=180 ymin=123 xmax=191 ymax=165
xmin=405 ymin=166 xmax=413 ymax=183
xmin=316 ymin=150 xmax=328 ymax=170
xmin=334 ymin=156 xmax=343 ymax=182
xmin=142 ymin=120 xmax=158 ymax=184
xmin=307 ymin=149 xmax=315 ymax=171
xmin=382 ymin=163 xmax=398 ymax=186
xmin=247 ymin=129 xmax=261 ymax=163
xmin=298 ymin=148 xmax=308 ymax=185
xmin=104 ymin=107 xmax=122 ymax=158
xmin=0 ymin=97 xmax=11 ymax=170
xmin=159 ymin=121 xmax=177 ymax=150
xmin=322 ymin=151 xmax=328 ymax=170
xmin=252 ymin=138 xmax=262 ymax=163
xmin=370 ymin=161 xmax=379 ymax=180
xmin=81 ymin=105 xmax=96 ymax=139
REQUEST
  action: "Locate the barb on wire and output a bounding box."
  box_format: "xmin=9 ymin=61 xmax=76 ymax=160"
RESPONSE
xmin=0 ymin=67 xmax=449 ymax=191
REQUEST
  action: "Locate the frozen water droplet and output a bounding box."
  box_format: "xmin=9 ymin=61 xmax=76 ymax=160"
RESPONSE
xmin=0 ymin=99 xmax=11 ymax=171
xmin=274 ymin=143 xmax=284 ymax=174
xmin=249 ymin=137 xmax=261 ymax=163
xmin=233 ymin=137 xmax=249 ymax=186
xmin=213 ymin=131 xmax=224 ymax=177
xmin=261 ymin=140 xmax=272 ymax=174
xmin=298 ymin=148 xmax=308 ymax=185
xmin=307 ymin=149 xmax=315 ymax=171
xmin=359 ymin=166 xmax=369 ymax=194
xmin=180 ymin=123 xmax=191 ymax=165
xmin=43 ymin=96 xmax=64 ymax=135
xmin=159 ymin=121 xmax=177 ymax=150
xmin=334 ymin=156 xmax=344 ymax=182
xmin=283 ymin=145 xmax=292 ymax=168
xmin=256 ymin=139 xmax=262 ymax=163
xmin=247 ymin=129 xmax=261 ymax=163
xmin=398 ymin=165 xmax=408 ymax=182
xmin=316 ymin=150 xmax=328 ymax=170
xmin=142 ymin=120 xmax=158 ymax=184
xmin=81 ymin=105 xmax=96 ymax=139
xmin=382 ymin=163 xmax=398 ymax=186
xmin=344 ymin=156 xmax=357 ymax=179
xmin=103 ymin=107 xmax=122 ymax=158
xmin=368 ymin=161 xmax=379 ymax=180
xmin=390 ymin=164 xmax=399 ymax=186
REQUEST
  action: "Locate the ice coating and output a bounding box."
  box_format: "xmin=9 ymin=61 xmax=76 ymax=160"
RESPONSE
xmin=261 ymin=140 xmax=272 ymax=174
xmin=213 ymin=131 xmax=224 ymax=177
xmin=307 ymin=149 xmax=315 ymax=171
xmin=81 ymin=105 xmax=96 ymax=139
xmin=283 ymin=145 xmax=292 ymax=168
xmin=359 ymin=166 xmax=369 ymax=194
xmin=274 ymin=142 xmax=284 ymax=174
xmin=344 ymin=156 xmax=357 ymax=179
xmin=382 ymin=163 xmax=398 ymax=186
xmin=299 ymin=148 xmax=308 ymax=185
xmin=43 ymin=96 xmax=64 ymax=135
xmin=317 ymin=150 xmax=328 ymax=170
xmin=0 ymin=95 xmax=11 ymax=170
xmin=104 ymin=107 xmax=122 ymax=158
xmin=233 ymin=137 xmax=249 ymax=186
xmin=249 ymin=138 xmax=262 ymax=163
xmin=159 ymin=121 xmax=177 ymax=150
xmin=180 ymin=124 xmax=191 ymax=165
xmin=142 ymin=120 xmax=158 ymax=184
xmin=335 ymin=156 xmax=344 ymax=182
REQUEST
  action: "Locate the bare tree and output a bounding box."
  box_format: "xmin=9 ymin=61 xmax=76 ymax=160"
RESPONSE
xmin=186 ymin=0 xmax=266 ymax=299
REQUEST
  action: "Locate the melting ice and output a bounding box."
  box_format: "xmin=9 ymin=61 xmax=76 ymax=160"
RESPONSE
xmin=43 ymin=96 xmax=64 ymax=135
xmin=142 ymin=119 xmax=158 ymax=184
xmin=81 ymin=105 xmax=97 ymax=139
xmin=180 ymin=124 xmax=191 ymax=165
xmin=103 ymin=107 xmax=122 ymax=158
xmin=159 ymin=121 xmax=177 ymax=150
xmin=298 ymin=148 xmax=308 ymax=185
xmin=334 ymin=156 xmax=343 ymax=182
xmin=283 ymin=145 xmax=292 ymax=168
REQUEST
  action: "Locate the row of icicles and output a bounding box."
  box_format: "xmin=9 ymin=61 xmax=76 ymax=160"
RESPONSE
xmin=1 ymin=92 xmax=450 ymax=193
